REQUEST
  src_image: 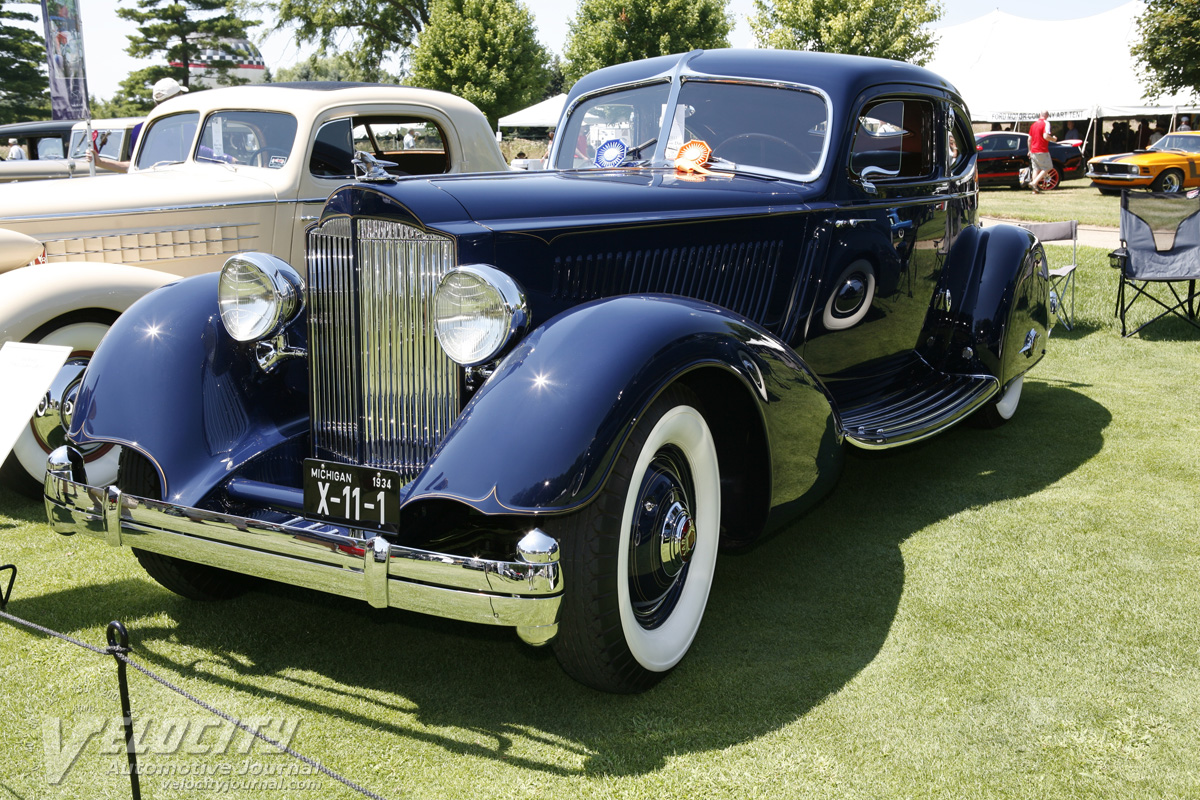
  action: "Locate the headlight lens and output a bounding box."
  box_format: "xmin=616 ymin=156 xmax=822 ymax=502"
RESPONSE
xmin=218 ymin=253 xmax=304 ymax=342
xmin=433 ymin=265 xmax=528 ymax=366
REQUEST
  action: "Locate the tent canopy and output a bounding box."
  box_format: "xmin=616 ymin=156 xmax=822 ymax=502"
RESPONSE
xmin=498 ymin=94 xmax=567 ymax=129
xmin=926 ymin=2 xmax=1199 ymax=122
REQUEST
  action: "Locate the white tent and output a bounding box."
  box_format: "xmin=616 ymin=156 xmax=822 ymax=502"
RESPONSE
xmin=497 ymin=94 xmax=568 ymax=130
xmin=926 ymin=2 xmax=1200 ymax=123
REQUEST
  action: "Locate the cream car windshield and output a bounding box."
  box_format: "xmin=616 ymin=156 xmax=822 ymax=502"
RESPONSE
xmin=195 ymin=111 xmax=298 ymax=169
xmin=555 ymin=80 xmax=827 ymax=179
xmin=68 ymin=128 xmax=126 ymax=160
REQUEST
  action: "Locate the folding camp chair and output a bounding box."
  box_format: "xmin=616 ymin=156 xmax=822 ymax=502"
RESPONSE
xmin=1111 ymin=191 xmax=1200 ymax=337
xmin=1017 ymin=220 xmax=1078 ymax=330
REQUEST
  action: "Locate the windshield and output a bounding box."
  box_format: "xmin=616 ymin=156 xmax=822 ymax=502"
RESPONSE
xmin=554 ymin=79 xmax=828 ymax=179
xmin=554 ymin=82 xmax=671 ymax=170
xmin=1150 ymin=134 xmax=1200 ymax=153
xmin=69 ymin=127 xmax=126 ymax=160
xmin=196 ymin=110 xmax=298 ymax=168
xmin=135 ymin=112 xmax=199 ymax=170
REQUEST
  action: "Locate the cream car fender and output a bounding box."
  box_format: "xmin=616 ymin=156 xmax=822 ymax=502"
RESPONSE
xmin=0 ymin=228 xmax=45 ymax=273
xmin=0 ymin=261 xmax=179 ymax=343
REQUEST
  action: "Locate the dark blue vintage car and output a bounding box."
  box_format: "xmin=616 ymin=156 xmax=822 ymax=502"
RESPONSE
xmin=46 ymin=50 xmax=1049 ymax=693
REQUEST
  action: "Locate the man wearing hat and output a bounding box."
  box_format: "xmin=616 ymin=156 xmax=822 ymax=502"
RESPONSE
xmin=1179 ymin=116 xmax=1192 ymax=132
xmin=6 ymin=138 xmax=27 ymax=160
xmin=90 ymin=77 xmax=188 ymax=172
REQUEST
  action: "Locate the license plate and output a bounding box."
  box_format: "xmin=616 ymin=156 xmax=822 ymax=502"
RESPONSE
xmin=303 ymin=459 xmax=400 ymax=529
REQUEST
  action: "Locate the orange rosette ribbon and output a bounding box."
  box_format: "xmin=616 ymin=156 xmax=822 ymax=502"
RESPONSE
xmin=675 ymin=140 xmax=715 ymax=174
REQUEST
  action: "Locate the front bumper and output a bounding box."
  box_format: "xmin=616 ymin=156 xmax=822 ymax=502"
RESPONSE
xmin=1086 ymin=169 xmax=1149 ymax=184
xmin=44 ymin=447 xmax=562 ymax=645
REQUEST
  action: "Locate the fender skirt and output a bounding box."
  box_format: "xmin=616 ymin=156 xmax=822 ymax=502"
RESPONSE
xmin=928 ymin=223 xmax=1049 ymax=385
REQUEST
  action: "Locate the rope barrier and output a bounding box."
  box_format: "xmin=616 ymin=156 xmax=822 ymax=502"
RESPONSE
xmin=0 ymin=566 xmax=393 ymax=800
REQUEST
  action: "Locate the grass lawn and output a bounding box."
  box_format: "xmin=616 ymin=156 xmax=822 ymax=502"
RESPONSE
xmin=979 ymin=178 xmax=1121 ymax=228
xmin=3 ymin=245 xmax=1200 ymax=799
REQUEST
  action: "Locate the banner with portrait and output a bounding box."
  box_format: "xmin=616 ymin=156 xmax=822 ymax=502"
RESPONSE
xmin=40 ymin=0 xmax=90 ymax=120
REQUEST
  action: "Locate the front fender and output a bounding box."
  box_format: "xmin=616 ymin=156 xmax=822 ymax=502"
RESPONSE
xmin=0 ymin=261 xmax=179 ymax=343
xmin=406 ymin=295 xmax=839 ymax=517
xmin=68 ymin=272 xmax=309 ymax=505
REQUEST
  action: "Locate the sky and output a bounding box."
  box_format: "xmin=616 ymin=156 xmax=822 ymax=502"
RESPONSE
xmin=49 ymin=0 xmax=1134 ymax=101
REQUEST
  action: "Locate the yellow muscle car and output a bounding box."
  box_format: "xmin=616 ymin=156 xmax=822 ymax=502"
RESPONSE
xmin=1087 ymin=130 xmax=1200 ymax=194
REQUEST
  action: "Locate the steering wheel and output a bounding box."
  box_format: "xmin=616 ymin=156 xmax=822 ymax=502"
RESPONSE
xmin=713 ymin=133 xmax=816 ymax=172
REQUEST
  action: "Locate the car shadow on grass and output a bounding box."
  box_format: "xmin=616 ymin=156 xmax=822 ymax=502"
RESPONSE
xmin=6 ymin=381 xmax=1109 ymax=782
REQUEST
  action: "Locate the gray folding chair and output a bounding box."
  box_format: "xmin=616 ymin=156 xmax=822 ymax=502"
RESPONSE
xmin=1017 ymin=220 xmax=1078 ymax=330
xmin=1112 ymin=192 xmax=1200 ymax=337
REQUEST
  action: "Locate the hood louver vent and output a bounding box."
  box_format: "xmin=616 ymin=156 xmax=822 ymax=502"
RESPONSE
xmin=551 ymin=241 xmax=784 ymax=324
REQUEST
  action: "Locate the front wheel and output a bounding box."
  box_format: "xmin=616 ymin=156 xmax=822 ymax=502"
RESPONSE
xmin=1152 ymin=168 xmax=1184 ymax=193
xmin=550 ymin=385 xmax=721 ymax=693
xmin=121 ymin=449 xmax=248 ymax=601
xmin=1038 ymin=167 xmax=1061 ymax=191
xmin=1 ymin=316 xmax=121 ymax=497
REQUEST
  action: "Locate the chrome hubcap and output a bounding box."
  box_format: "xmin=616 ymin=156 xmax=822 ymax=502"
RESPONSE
xmin=30 ymin=356 xmax=108 ymax=459
xmin=629 ymin=445 xmax=695 ymax=630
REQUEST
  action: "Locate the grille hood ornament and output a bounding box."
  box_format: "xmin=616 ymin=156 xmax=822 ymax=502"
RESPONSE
xmin=352 ymin=151 xmax=399 ymax=183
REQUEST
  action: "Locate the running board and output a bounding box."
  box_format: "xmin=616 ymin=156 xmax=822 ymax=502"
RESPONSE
xmin=838 ymin=372 xmax=999 ymax=449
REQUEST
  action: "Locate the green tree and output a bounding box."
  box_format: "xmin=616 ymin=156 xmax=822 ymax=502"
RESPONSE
xmin=751 ymin=0 xmax=942 ymax=65
xmin=274 ymin=52 xmax=394 ymax=83
xmin=118 ymin=0 xmax=259 ymax=91
xmin=563 ymin=0 xmax=731 ymax=84
xmin=0 ymin=1 xmax=50 ymax=123
xmin=269 ymin=0 xmax=428 ymax=82
xmin=410 ymin=0 xmax=549 ymax=128
xmin=1132 ymin=0 xmax=1200 ymax=99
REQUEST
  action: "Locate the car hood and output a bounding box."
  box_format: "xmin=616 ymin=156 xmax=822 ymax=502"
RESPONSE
xmin=380 ymin=168 xmax=819 ymax=233
xmin=0 ymin=162 xmax=282 ymax=228
xmin=1089 ymin=150 xmax=1189 ymax=166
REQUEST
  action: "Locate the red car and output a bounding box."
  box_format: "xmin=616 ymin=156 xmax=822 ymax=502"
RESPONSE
xmin=975 ymin=131 xmax=1086 ymax=190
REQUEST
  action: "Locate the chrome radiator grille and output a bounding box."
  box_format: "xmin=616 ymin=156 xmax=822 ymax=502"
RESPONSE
xmin=307 ymin=217 xmax=460 ymax=482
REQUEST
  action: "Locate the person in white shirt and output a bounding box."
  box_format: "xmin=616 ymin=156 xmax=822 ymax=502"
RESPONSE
xmin=6 ymin=138 xmax=26 ymax=160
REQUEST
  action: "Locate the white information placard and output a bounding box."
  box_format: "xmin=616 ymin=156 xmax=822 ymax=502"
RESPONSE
xmin=0 ymin=342 xmax=72 ymax=462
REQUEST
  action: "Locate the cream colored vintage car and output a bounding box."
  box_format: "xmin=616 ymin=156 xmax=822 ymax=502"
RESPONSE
xmin=0 ymin=118 xmax=142 ymax=183
xmin=0 ymin=82 xmax=508 ymax=492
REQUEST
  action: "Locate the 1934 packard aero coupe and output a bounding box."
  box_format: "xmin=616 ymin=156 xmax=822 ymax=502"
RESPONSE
xmin=47 ymin=50 xmax=1050 ymax=693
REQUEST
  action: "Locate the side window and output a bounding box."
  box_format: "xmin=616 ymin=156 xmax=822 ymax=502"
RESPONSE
xmin=850 ymin=97 xmax=934 ymax=180
xmin=135 ymin=112 xmax=200 ymax=170
xmin=948 ymin=106 xmax=973 ymax=176
xmin=311 ymin=119 xmax=354 ymax=177
xmin=38 ymin=137 xmax=65 ymax=159
xmin=311 ymin=115 xmax=450 ymax=179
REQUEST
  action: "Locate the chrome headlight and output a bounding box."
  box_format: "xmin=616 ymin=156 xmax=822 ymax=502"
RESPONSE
xmin=217 ymin=253 xmax=304 ymax=342
xmin=433 ymin=264 xmax=528 ymax=366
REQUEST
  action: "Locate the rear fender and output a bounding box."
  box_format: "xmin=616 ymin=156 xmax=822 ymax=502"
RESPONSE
xmin=924 ymin=223 xmax=1048 ymax=385
xmin=406 ymin=295 xmax=841 ymax=528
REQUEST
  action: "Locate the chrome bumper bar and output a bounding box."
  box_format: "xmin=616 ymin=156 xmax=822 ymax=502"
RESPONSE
xmin=44 ymin=447 xmax=562 ymax=645
xmin=1086 ymin=170 xmax=1141 ymax=181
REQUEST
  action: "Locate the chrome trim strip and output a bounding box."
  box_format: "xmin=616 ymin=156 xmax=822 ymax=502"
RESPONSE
xmin=1085 ymin=171 xmax=1141 ymax=181
xmin=45 ymin=450 xmax=561 ymax=630
xmin=8 ymin=197 xmax=314 ymax=225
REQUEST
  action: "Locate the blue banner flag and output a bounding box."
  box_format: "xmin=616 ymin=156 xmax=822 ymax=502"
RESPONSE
xmin=40 ymin=0 xmax=90 ymax=120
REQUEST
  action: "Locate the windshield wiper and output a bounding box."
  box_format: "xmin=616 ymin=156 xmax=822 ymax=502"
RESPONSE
xmin=619 ymin=137 xmax=657 ymax=165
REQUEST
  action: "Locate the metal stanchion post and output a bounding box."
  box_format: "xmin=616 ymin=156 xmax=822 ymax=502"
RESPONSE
xmin=106 ymin=621 xmax=141 ymax=800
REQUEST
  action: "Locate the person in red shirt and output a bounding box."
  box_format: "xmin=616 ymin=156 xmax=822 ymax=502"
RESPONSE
xmin=1027 ymin=110 xmax=1057 ymax=194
